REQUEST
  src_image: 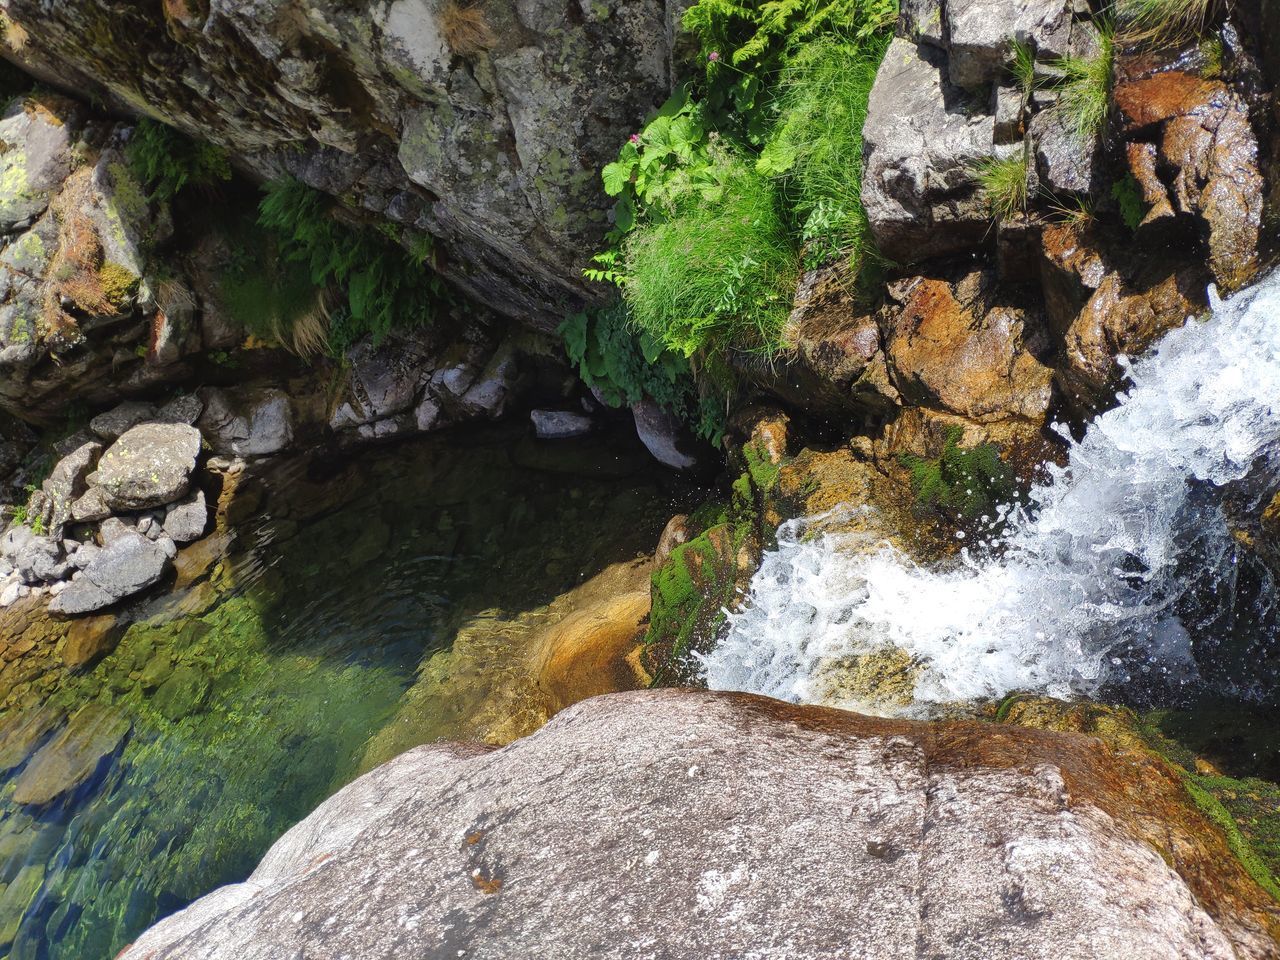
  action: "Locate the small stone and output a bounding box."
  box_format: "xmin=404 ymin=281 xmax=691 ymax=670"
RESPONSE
xmin=137 ymin=516 xmax=154 ymax=535
xmin=0 ymin=578 xmax=20 ymax=607
xmin=156 ymin=394 xmax=204 ymax=426
xmin=89 ymin=401 xmax=156 ymax=441
xmin=98 ymin=517 xmax=135 ymax=545
xmin=156 ymin=535 xmax=177 ymax=559
xmin=70 ymin=486 xmax=112 ymax=523
xmin=163 ymin=490 xmax=207 ymax=543
xmin=531 ymin=409 xmax=594 ymax=440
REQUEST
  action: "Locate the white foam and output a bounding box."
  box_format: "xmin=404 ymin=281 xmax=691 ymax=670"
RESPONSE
xmin=702 ymin=271 xmax=1280 ymax=713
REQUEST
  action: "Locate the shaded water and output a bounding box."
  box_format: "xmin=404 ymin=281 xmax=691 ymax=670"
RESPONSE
xmin=706 ymin=271 xmax=1280 ymax=713
xmin=0 ymin=424 xmax=691 ymax=960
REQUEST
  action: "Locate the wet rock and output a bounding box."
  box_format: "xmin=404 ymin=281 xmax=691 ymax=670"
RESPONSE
xmin=631 ymin=399 xmax=700 ymax=471
xmin=0 ymin=705 xmax=62 ymax=774
xmin=863 ymin=38 xmax=994 ymax=264
xmin=1030 ymin=106 xmax=1100 ymax=195
xmin=884 ymin=273 xmax=1053 ymax=424
xmin=61 ymin=613 xmax=124 ymax=669
xmin=117 ymin=690 xmax=1280 ymax=960
xmin=163 ymin=490 xmax=208 ymax=544
xmin=152 ymin=664 xmax=210 ymax=723
xmin=93 ymin=422 xmax=202 ymax=511
xmin=330 ymin=337 xmax=430 ymax=430
xmin=12 ymin=702 xmax=129 ymax=806
xmin=198 ymin=388 xmax=294 ymax=458
xmin=1114 ymin=70 xmax=1264 ymax=290
xmin=530 ymin=409 xmax=593 ymax=440
xmin=89 ymin=401 xmax=157 ymax=441
xmin=49 ymin=531 xmax=169 ymax=615
xmin=653 ymin=514 xmax=691 ymax=569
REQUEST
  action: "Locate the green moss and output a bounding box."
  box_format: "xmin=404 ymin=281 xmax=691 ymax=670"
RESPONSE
xmin=1112 ymin=173 xmax=1147 ymax=231
xmin=899 ymin=427 xmax=1016 ymax=525
xmin=97 ymin=261 xmax=139 ymax=308
xmin=1183 ymin=777 xmax=1280 ymax=901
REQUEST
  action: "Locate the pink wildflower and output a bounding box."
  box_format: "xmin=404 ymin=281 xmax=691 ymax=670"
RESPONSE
xmin=709 ymin=51 xmax=720 ymax=62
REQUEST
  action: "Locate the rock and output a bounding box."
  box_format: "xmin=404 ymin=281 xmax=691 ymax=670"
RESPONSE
xmin=163 ymin=490 xmax=208 ymax=544
xmin=93 ymin=422 xmax=202 ymax=511
xmin=653 ymin=514 xmax=691 ymax=569
xmin=0 ymin=705 xmax=62 ymax=774
xmin=0 ymin=524 xmax=33 ymax=562
xmin=198 ymin=388 xmax=294 ymax=457
xmin=884 ymin=272 xmax=1053 ymax=424
xmin=0 ymin=579 xmax=20 ymax=608
xmin=12 ymin=535 xmax=69 ymax=585
xmin=1030 ymin=106 xmax=1100 ymax=195
xmin=0 ymin=94 xmax=78 ymax=232
xmin=89 ymin=401 xmax=156 ymax=441
xmin=0 ymin=0 xmax=675 ymax=329
xmin=156 ymin=394 xmax=204 ymax=426
xmin=48 ymin=531 xmax=169 ymax=615
xmin=97 ymin=516 xmax=135 ymax=546
xmin=117 ymin=690 xmax=1280 ymax=960
xmin=329 ymin=337 xmax=430 ymax=430
xmin=530 ymin=409 xmax=593 ymax=440
xmin=1114 ymin=70 xmax=1264 ymax=290
xmin=40 ymin=439 xmax=102 ymax=537
xmin=61 ymin=613 xmax=124 ymax=669
xmin=631 ymin=399 xmax=700 ymax=471
xmin=862 ymin=38 xmax=994 ymax=264
xmin=946 ymin=0 xmax=1072 ymax=90
xmin=11 ymin=702 xmax=129 ymax=807
xmin=69 ymin=486 xmax=112 ymax=523
xmin=151 ymin=664 xmax=210 ymax=723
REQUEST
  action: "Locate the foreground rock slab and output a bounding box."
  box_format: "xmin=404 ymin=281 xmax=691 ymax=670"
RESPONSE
xmin=119 ymin=690 xmax=1279 ymax=960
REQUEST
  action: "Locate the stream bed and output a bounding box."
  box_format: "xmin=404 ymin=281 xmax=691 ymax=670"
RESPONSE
xmin=0 ymin=423 xmax=694 ymax=960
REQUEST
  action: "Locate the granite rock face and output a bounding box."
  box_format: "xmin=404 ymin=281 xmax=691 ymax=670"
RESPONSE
xmin=0 ymin=0 xmax=679 ymax=329
xmin=118 ymin=690 xmax=1280 ymax=960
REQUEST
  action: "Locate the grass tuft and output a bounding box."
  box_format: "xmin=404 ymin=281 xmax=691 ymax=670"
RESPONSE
xmin=1008 ymin=37 xmax=1036 ymax=103
xmin=623 ymin=149 xmax=799 ymax=359
xmin=972 ymin=152 xmax=1029 ymax=221
xmin=759 ymin=36 xmax=889 ymax=272
xmin=440 ymin=1 xmax=494 ymax=56
xmin=1052 ymin=21 xmax=1114 ymax=142
xmin=1115 ymin=0 xmax=1214 ymax=46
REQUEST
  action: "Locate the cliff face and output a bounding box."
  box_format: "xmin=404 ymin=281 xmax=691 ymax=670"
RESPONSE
xmin=0 ymin=0 xmax=678 ymax=328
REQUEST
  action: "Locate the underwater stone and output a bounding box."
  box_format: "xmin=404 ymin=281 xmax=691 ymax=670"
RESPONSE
xmin=12 ymin=702 xmax=130 ymax=806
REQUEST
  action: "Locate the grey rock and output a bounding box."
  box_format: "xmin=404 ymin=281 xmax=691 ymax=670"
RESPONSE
xmin=156 ymin=394 xmax=205 ymax=426
xmin=946 ymin=0 xmax=1072 ymax=90
xmin=993 ymin=84 xmax=1025 ymax=144
xmin=329 ymin=339 xmax=429 ymax=430
xmin=632 ymin=399 xmax=699 ymax=471
xmin=70 ymin=543 xmax=100 ymax=570
xmin=89 ymin=401 xmax=157 ymax=441
xmin=155 ymin=535 xmax=178 ymax=560
xmin=1 ymin=523 xmax=33 ymax=562
xmin=0 ymin=578 xmax=21 ymax=607
xmin=899 ymin=0 xmax=944 ymax=46
xmin=530 ymin=409 xmax=594 ymax=439
xmin=1031 ymin=107 xmax=1100 ymax=195
xmin=70 ymin=486 xmax=112 ymax=523
xmin=42 ymin=440 xmax=103 ymax=537
xmin=13 ymin=535 xmax=69 ymax=585
xmin=97 ymin=516 xmax=135 ymax=546
xmin=136 ymin=516 xmax=154 ymax=535
xmin=116 ymin=691 xmax=1276 ymax=960
xmin=95 ymin=423 xmax=202 ymax=511
xmin=862 ymin=39 xmax=995 ymax=264
xmin=49 ymin=531 xmax=169 ymax=615
xmin=198 ymin=388 xmax=294 ymax=457
xmin=163 ymin=490 xmax=207 ymax=544
xmin=0 ymin=95 xmax=78 ymax=232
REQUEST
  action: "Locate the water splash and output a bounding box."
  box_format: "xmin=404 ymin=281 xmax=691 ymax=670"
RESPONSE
xmin=703 ymin=271 xmax=1280 ymax=714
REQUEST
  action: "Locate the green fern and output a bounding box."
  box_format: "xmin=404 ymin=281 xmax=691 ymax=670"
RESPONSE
xmin=126 ymin=118 xmax=231 ymax=202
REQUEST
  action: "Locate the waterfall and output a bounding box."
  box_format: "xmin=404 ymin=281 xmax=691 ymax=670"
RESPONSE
xmin=702 ymin=270 xmax=1280 ymax=714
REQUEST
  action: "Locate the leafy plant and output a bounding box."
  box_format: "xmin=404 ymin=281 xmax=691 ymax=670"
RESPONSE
xmin=1052 ymin=21 xmax=1114 ymax=142
xmin=900 ymin=427 xmax=1016 ymax=523
xmin=560 ymin=301 xmax=726 ymax=443
xmin=623 ymin=148 xmax=799 ymax=358
xmin=225 ymin=179 xmax=443 ymax=357
xmin=126 ymin=118 xmax=231 ymax=202
xmin=972 ymin=152 xmax=1029 ymax=221
xmin=1112 ymin=174 xmax=1147 ymax=230
xmin=758 ymin=37 xmax=888 ymax=271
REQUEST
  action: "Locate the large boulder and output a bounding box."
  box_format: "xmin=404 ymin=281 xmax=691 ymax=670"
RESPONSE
xmin=91 ymin=422 xmax=202 ymax=511
xmin=862 ymin=38 xmax=994 ymax=264
xmin=0 ymin=0 xmax=678 ymax=328
xmin=48 ymin=531 xmax=170 ymax=615
xmin=118 ymin=691 xmax=1279 ymax=959
xmin=197 ymin=388 xmax=294 ymax=458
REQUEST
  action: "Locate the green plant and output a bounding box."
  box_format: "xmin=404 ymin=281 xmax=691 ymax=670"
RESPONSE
xmin=1008 ymin=37 xmax=1037 ymax=104
xmin=900 ymin=427 xmax=1016 ymax=523
xmin=1052 ymin=21 xmax=1114 ymax=142
xmin=560 ymin=301 xmax=726 ymax=443
xmin=223 ymin=179 xmax=444 ymax=356
xmin=1115 ymin=0 xmax=1214 ymax=46
xmin=623 ymin=148 xmax=798 ymax=358
xmin=126 ymin=118 xmax=231 ymax=202
xmin=757 ymin=37 xmax=888 ymax=270
xmin=1112 ymin=173 xmax=1147 ymax=230
xmin=972 ymin=152 xmax=1029 ymax=221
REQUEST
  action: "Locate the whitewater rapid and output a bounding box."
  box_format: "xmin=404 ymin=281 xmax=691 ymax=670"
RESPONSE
xmin=702 ymin=270 xmax=1280 ymax=713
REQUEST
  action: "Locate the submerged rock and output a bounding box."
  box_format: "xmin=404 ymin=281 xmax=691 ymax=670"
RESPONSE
xmin=12 ymin=702 xmax=129 ymax=806
xmin=118 ymin=690 xmax=1280 ymax=960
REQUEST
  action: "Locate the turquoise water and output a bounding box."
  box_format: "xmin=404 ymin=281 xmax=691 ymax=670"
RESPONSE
xmin=0 ymin=424 xmax=691 ymax=959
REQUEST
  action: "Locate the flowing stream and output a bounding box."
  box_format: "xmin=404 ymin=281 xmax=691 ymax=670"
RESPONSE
xmin=0 ymin=424 xmax=693 ymax=960
xmin=705 ymin=270 xmax=1280 ymax=713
